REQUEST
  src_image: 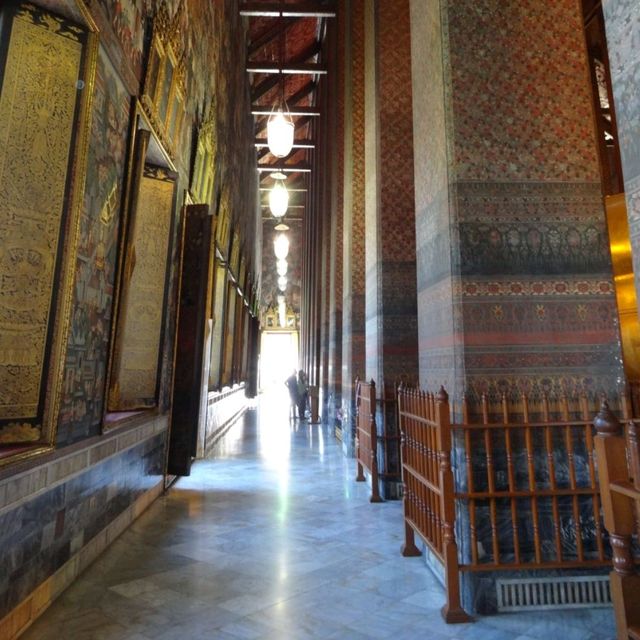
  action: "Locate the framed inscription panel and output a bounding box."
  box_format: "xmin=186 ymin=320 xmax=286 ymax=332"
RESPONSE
xmin=140 ymin=1 xmax=186 ymax=161
xmin=0 ymin=2 xmax=97 ymax=450
xmin=108 ymin=161 xmax=177 ymax=410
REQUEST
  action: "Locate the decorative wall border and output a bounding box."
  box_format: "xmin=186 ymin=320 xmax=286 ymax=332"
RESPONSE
xmin=0 ymin=414 xmax=167 ymax=516
xmin=0 ymin=470 xmax=163 ymax=640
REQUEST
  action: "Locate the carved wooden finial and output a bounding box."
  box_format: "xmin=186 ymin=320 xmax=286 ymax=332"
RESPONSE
xmin=593 ymin=400 xmax=622 ymax=437
xmin=437 ymin=386 xmax=449 ymax=403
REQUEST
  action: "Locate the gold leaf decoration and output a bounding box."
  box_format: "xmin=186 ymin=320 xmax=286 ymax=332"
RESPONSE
xmin=0 ymin=422 xmax=41 ymax=443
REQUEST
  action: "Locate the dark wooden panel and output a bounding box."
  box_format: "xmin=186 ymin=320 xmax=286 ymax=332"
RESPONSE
xmin=168 ymin=205 xmax=214 ymax=476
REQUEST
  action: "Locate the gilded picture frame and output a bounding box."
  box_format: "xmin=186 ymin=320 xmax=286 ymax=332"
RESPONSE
xmin=140 ymin=2 xmax=186 ymax=162
xmin=107 ymin=130 xmax=178 ymax=412
xmin=215 ymin=185 xmax=231 ymax=262
xmin=229 ymin=231 xmax=240 ymax=281
xmin=190 ymin=105 xmax=215 ymax=207
xmin=0 ymin=1 xmax=98 ymax=461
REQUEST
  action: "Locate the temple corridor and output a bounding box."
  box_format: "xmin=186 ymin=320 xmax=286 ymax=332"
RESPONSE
xmin=20 ymin=391 xmax=617 ymax=640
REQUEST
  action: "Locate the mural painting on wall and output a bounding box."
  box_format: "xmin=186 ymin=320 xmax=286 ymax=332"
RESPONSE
xmin=0 ymin=3 xmax=93 ymax=446
xmin=96 ymin=0 xmax=149 ymax=82
xmin=58 ymin=46 xmax=131 ymax=444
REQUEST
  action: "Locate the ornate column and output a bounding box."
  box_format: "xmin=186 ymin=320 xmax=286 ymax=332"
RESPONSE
xmin=341 ymin=0 xmax=367 ymax=455
xmin=363 ymin=0 xmax=419 ymax=386
xmin=411 ymin=0 xmax=624 ymax=405
xmin=603 ymin=2 xmax=640 ymax=322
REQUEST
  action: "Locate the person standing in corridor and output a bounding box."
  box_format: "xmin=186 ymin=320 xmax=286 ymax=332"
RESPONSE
xmin=297 ymin=370 xmax=309 ymax=420
xmin=285 ymin=370 xmax=299 ymax=419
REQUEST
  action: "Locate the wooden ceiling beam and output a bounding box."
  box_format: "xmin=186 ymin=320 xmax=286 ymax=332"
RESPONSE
xmin=240 ymin=2 xmax=336 ymax=18
xmin=251 ymin=76 xmax=281 ymax=103
xmin=248 ymin=17 xmax=300 ymax=56
xmin=246 ymin=62 xmax=326 ymax=75
xmin=255 ymin=138 xmax=316 ymax=149
xmin=261 ymin=204 xmax=306 ymax=209
xmin=255 ymin=114 xmax=313 ymax=136
xmin=259 ymin=175 xmax=307 ymax=188
xmin=259 ymin=186 xmax=308 ymax=192
xmin=251 ymin=106 xmax=320 ymax=116
xmin=251 ymin=50 xmax=319 ymax=102
xmin=287 ymin=80 xmax=317 ymax=105
xmin=257 ymin=163 xmax=312 ymax=173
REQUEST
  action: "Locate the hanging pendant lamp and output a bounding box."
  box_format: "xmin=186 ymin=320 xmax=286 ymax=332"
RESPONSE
xmin=267 ymin=8 xmax=295 ymax=159
xmin=274 ymin=233 xmax=289 ymax=259
xmin=276 ymin=259 xmax=288 ymax=276
xmin=277 ymin=294 xmax=286 ymax=327
xmin=278 ymin=275 xmax=287 ymax=291
xmin=268 ymin=178 xmax=289 ymax=218
xmin=267 ymin=109 xmax=294 ymax=158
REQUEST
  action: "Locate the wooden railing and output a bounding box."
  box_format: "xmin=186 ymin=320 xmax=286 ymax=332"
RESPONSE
xmin=456 ymin=393 xmax=605 ymax=571
xmin=355 ymin=379 xmax=382 ymax=502
xmin=594 ymin=402 xmax=640 ymax=640
xmin=398 ymin=384 xmax=639 ymax=623
xmin=377 ymin=380 xmax=402 ymax=486
xmin=399 ymin=386 xmax=470 ymax=622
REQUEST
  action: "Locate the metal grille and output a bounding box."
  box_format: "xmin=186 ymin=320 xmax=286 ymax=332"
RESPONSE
xmin=496 ymin=575 xmax=611 ymax=612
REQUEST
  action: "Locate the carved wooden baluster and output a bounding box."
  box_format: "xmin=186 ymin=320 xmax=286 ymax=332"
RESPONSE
xmin=523 ymin=393 xmax=542 ymax=563
xmin=594 ymin=402 xmax=640 ymax=639
xmin=416 ymin=391 xmax=424 ymax=541
xmin=463 ymin=397 xmax=478 ymax=565
xmin=428 ymin=391 xmax=435 ymax=482
xmin=415 ymin=390 xmax=420 ymax=477
xmin=581 ymin=394 xmax=604 ymax=560
xmin=628 ymin=421 xmax=640 ymax=542
xmin=369 ymin=380 xmax=382 ymax=503
xmin=543 ymin=394 xmax=563 ymax=562
xmin=621 ymin=391 xmax=631 ymax=422
xmin=429 ymin=479 xmax=437 ymax=551
xmin=422 ymin=391 xmax=428 ymax=482
xmin=416 ymin=391 xmax=420 ymax=481
xmin=406 ymin=389 xmax=413 ymax=474
xmin=503 ymin=392 xmax=520 ymax=564
xmin=431 ymin=392 xmax=439 ymax=547
xmin=355 ymin=379 xmax=365 ymax=482
xmin=481 ymin=394 xmax=499 ymax=565
xmin=422 ymin=391 xmax=430 ymax=539
xmin=561 ymin=393 xmax=583 ymax=561
xmin=401 ymin=387 xmax=421 ymax=557
xmin=437 ymin=387 xmax=471 ymax=623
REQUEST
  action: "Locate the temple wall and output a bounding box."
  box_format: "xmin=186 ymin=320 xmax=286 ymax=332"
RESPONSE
xmin=0 ymin=0 xmax=258 ymax=635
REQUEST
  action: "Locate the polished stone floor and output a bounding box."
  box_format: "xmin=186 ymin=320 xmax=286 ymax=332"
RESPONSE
xmin=23 ymin=390 xmax=616 ymax=639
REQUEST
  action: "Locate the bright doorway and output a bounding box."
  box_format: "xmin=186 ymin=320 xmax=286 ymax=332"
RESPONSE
xmin=259 ymin=331 xmax=299 ymax=393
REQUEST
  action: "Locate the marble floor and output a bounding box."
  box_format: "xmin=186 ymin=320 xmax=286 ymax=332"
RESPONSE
xmin=23 ymin=390 xmax=616 ymax=639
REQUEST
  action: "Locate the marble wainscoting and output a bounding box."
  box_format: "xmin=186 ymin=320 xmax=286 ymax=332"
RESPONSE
xmin=0 ymin=414 xmax=168 ymax=640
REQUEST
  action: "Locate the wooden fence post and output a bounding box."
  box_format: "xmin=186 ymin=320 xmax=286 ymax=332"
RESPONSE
xmin=594 ymin=401 xmax=640 ymax=639
xmin=355 ymin=377 xmax=365 ymax=482
xmin=399 ymin=384 xmax=422 ymax=557
xmin=436 ymin=387 xmax=472 ymax=623
xmin=368 ymin=379 xmax=382 ymax=503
